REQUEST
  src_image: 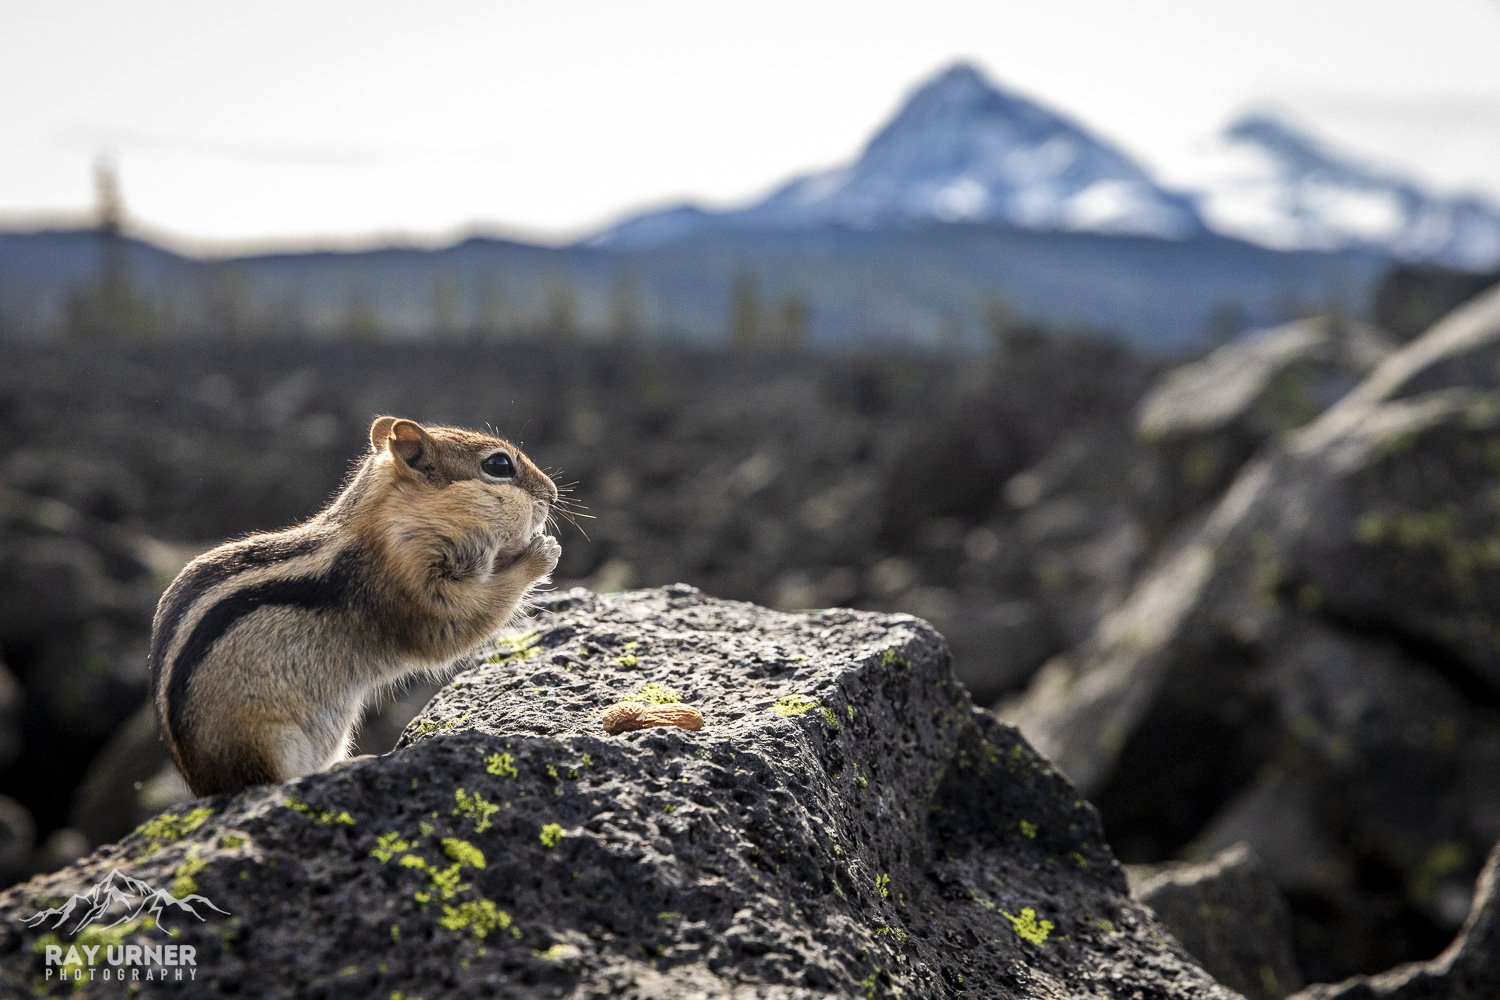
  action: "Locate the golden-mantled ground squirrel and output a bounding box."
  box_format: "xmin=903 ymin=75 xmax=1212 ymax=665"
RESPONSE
xmin=149 ymin=416 xmax=560 ymax=797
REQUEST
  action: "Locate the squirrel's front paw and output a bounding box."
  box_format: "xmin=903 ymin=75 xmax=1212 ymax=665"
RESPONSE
xmin=525 ymin=534 xmax=562 ymax=577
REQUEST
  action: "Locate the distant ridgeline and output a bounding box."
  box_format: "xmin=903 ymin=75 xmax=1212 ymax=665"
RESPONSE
xmin=0 ymin=224 xmax=1397 ymax=353
xmin=4 ymin=63 xmax=1496 ymax=351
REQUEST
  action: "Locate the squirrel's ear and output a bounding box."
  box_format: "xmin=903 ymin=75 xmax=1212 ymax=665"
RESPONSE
xmin=369 ymin=416 xmax=399 ymax=453
xmin=386 ymin=419 xmax=437 ymax=478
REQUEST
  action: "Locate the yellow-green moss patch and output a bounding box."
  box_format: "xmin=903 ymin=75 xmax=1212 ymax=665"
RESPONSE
xmin=1003 ymin=906 xmax=1054 ymax=945
xmin=442 ymin=837 xmax=486 ymax=869
xmin=484 ymin=752 xmax=519 ymax=778
xmin=487 ymin=631 xmax=542 ymax=664
xmin=629 ymin=682 xmax=681 ymax=704
xmin=171 ymin=847 xmax=209 ymax=899
xmin=285 ymin=798 xmax=355 ymax=826
xmin=371 ymin=832 xmax=414 ymax=863
xmin=135 ymin=807 xmax=214 ymax=854
xmin=772 ymin=694 xmax=819 ymax=717
xmin=438 ymin=899 xmax=518 ymax=940
xmin=453 ymin=788 xmax=500 ymax=832
xmin=539 ymin=823 xmax=566 ymax=848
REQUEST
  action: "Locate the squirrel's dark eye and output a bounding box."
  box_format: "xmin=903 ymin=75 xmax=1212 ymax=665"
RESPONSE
xmin=481 ymin=452 xmax=516 ymax=479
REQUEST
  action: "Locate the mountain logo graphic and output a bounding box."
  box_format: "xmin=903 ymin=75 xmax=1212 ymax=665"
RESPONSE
xmin=20 ymin=868 xmax=230 ymax=936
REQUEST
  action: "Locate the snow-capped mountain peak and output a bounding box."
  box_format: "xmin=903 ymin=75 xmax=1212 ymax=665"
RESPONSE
xmin=590 ymin=61 xmax=1205 ymax=246
xmin=1189 ymin=109 xmax=1500 ymax=268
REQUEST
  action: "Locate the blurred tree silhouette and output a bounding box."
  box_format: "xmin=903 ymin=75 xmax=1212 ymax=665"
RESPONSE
xmin=729 ymin=270 xmax=762 ymax=349
xmin=544 ymin=274 xmax=578 ymax=340
xmin=431 ymin=272 xmax=463 ymax=339
xmin=202 ymin=263 xmax=254 ymax=339
xmin=473 ymin=271 xmax=511 ymax=342
xmin=608 ymin=270 xmax=646 ymax=343
xmin=341 ymin=283 xmax=383 ymax=341
xmin=770 ymin=291 xmax=809 ymax=351
xmin=982 ymin=294 xmax=1043 ymax=357
xmin=64 ymin=159 xmax=159 ymax=340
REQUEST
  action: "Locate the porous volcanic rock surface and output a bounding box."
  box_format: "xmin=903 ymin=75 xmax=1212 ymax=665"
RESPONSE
xmin=0 ymin=586 xmax=1237 ymax=999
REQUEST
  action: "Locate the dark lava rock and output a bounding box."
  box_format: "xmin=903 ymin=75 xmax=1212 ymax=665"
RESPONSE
xmin=0 ymin=586 xmax=1237 ymax=999
xmin=0 ymin=795 xmax=34 ymax=889
xmin=1289 ymin=839 xmax=1500 ymax=1000
xmin=0 ymin=658 xmax=19 ymax=772
xmin=1132 ymin=844 xmax=1302 ymax=1000
xmin=1135 ymin=317 xmax=1390 ymax=532
xmin=68 ymin=704 xmax=186 ymax=849
xmin=1004 ymin=284 xmax=1500 ymax=979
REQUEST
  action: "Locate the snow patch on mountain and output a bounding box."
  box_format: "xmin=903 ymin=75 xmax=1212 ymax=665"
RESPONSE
xmin=1188 ymin=111 xmax=1500 ymax=268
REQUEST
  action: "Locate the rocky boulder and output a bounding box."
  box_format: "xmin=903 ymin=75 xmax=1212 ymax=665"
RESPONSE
xmin=1003 ymin=284 xmax=1500 ymax=981
xmin=0 ymin=586 xmax=1238 ymax=999
xmin=1131 ymin=843 xmax=1303 ymax=1000
xmin=1288 ymin=839 xmax=1500 ymax=1000
xmin=1135 ymin=317 xmax=1391 ymax=532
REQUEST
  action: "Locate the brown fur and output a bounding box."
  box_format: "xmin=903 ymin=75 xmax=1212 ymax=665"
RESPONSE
xmin=150 ymin=416 xmax=559 ymax=797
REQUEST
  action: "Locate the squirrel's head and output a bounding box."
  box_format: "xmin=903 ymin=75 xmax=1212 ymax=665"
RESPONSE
xmin=367 ymin=416 xmax=557 ymax=545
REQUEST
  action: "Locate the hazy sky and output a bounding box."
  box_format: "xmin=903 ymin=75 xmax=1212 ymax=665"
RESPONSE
xmin=4 ymin=0 xmax=1499 ymax=250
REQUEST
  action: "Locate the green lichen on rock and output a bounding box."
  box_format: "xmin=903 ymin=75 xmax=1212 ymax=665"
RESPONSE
xmin=539 ymin=823 xmax=566 ymax=849
xmin=172 ymin=846 xmax=209 ymax=898
xmin=438 ymin=899 xmax=517 ymax=940
xmin=372 ymin=832 xmax=413 ymax=863
xmin=1003 ymin=906 xmax=1055 ymax=945
xmin=876 ymin=873 xmax=891 ymax=899
xmin=483 ymin=752 xmax=518 ymax=778
xmin=412 ymin=713 xmax=472 ymax=739
xmin=441 ymin=837 xmax=486 ymax=869
xmin=452 ymin=788 xmax=500 ymax=833
xmin=396 ymin=838 xmax=487 ymax=908
xmin=1018 ymin=820 xmax=1038 ymax=839
xmin=881 ymin=648 xmax=910 ymax=669
xmin=285 ymin=798 xmax=355 ymax=826
xmin=772 ymin=694 xmax=819 ymax=717
xmin=487 ymin=630 xmax=542 ymax=664
xmin=629 ymin=682 xmax=681 ymax=704
xmin=135 ymin=806 xmax=214 ymax=855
